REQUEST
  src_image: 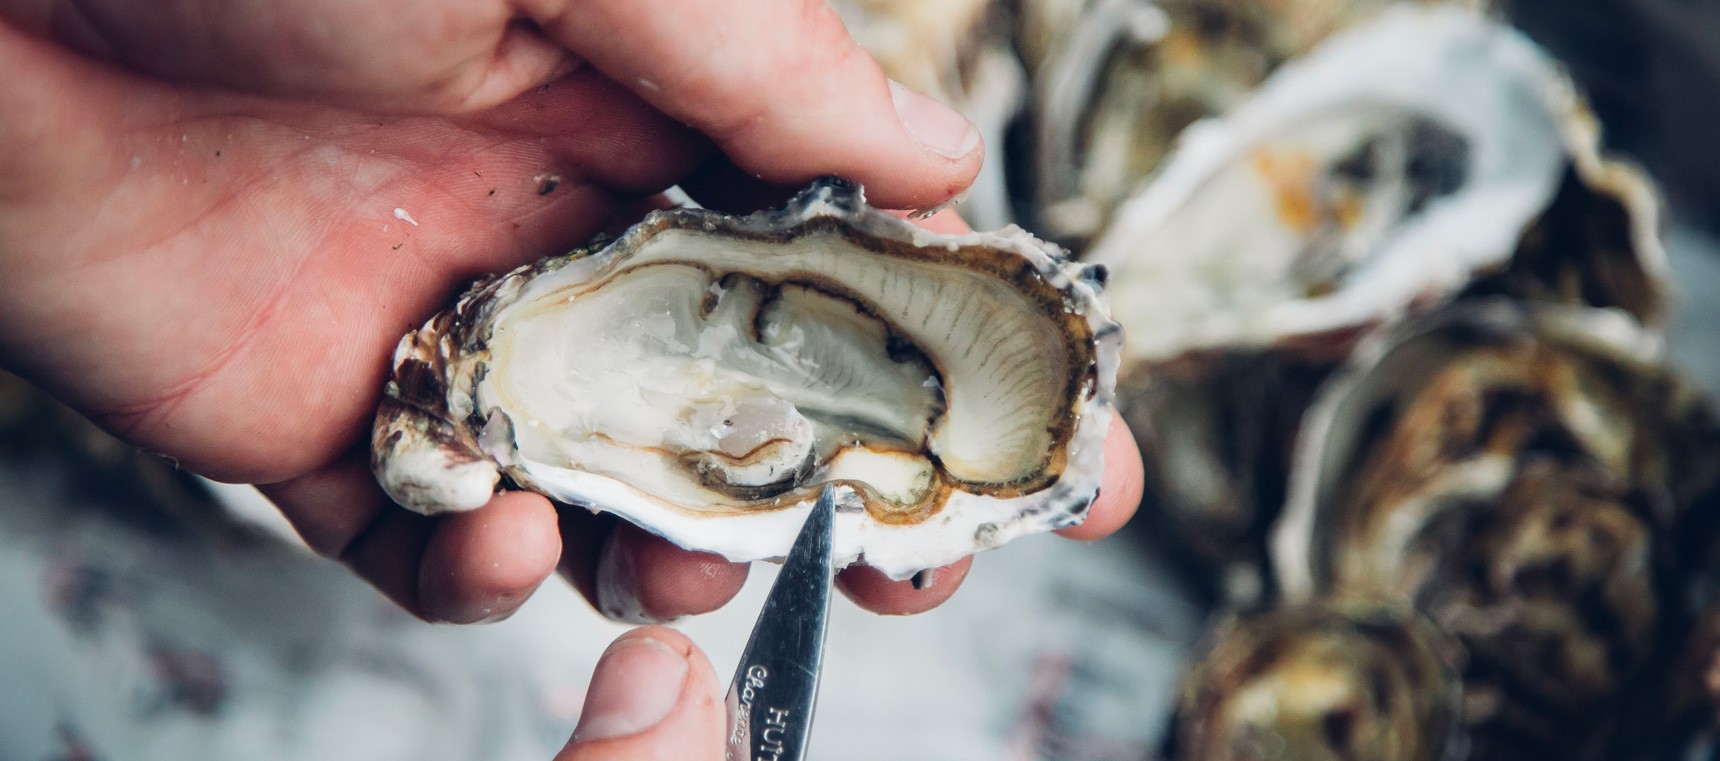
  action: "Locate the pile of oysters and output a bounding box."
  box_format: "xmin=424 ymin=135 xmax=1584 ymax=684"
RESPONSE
xmin=371 ymin=0 xmax=1720 ymax=758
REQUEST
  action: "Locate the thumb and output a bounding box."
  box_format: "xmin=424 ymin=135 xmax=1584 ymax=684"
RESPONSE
xmin=524 ymin=0 xmax=983 ymax=210
xmin=558 ymin=626 xmax=728 ymax=761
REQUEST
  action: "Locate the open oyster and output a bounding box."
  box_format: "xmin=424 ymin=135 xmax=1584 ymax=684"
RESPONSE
xmin=1086 ymin=5 xmax=1667 ymax=592
xmin=1089 ymin=4 xmax=1664 ymax=364
xmin=371 ymin=180 xmax=1119 ymax=578
xmin=1018 ymin=0 xmax=1400 ymax=250
xmin=1271 ymin=301 xmax=1719 ymax=759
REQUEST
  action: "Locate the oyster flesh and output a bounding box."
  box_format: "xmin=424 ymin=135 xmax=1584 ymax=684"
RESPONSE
xmin=1019 ymin=0 xmax=1399 ymax=250
xmin=371 ymin=179 xmax=1119 ymax=579
xmin=1088 ymin=4 xmax=1664 ymax=364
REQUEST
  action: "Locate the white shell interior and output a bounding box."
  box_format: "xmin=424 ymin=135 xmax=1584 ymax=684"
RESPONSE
xmin=472 ymin=223 xmax=1102 ymax=577
xmin=1088 ymin=5 xmax=1574 ymax=361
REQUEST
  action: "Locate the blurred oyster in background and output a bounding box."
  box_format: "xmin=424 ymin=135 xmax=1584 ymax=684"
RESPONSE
xmin=1018 ymin=0 xmax=1403 ymax=250
xmin=833 ymin=0 xmax=1450 ymax=242
xmin=1175 ymin=600 xmax=1462 ymax=761
xmin=1086 ymin=5 xmax=1668 ymax=598
xmin=1091 ymin=4 xmax=1667 ymax=362
xmin=1271 ymin=301 xmax=1720 ymax=759
xmin=0 ymin=372 xmax=533 ymax=761
xmin=1274 ymin=302 xmax=1711 ymax=594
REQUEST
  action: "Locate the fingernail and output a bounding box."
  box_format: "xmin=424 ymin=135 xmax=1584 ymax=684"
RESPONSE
xmin=890 ymin=80 xmax=979 ymax=160
xmin=596 ymin=534 xmax=670 ymax=624
xmin=572 ymin=636 xmax=690 ymax=743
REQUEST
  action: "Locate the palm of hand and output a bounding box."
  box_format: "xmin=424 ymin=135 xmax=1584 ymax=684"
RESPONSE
xmin=1 ymin=21 xmax=730 ymax=614
xmin=3 ymin=65 xmax=692 ymax=482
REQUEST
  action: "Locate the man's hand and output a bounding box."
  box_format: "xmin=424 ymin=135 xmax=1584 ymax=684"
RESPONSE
xmin=4 ymin=0 xmax=984 ymax=205
xmin=0 ymin=0 xmax=1143 ymax=625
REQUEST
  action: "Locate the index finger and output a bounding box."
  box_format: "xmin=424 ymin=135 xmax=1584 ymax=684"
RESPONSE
xmin=1055 ymin=414 xmax=1145 ymax=541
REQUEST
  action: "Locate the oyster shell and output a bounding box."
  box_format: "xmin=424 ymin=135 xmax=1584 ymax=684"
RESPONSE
xmin=1017 ymin=0 xmax=1406 ymax=250
xmin=1270 ymin=300 xmax=1718 ymax=758
xmin=1086 ymin=5 xmax=1668 ymax=589
xmin=1175 ymin=600 xmax=1462 ymax=761
xmin=371 ymin=179 xmax=1119 ymax=579
xmin=1089 ymin=4 xmax=1665 ymax=363
xmin=1272 ymin=301 xmax=1707 ymax=594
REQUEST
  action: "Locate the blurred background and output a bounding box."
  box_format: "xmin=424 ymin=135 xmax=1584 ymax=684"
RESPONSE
xmin=3 ymin=1 xmax=1719 ymax=760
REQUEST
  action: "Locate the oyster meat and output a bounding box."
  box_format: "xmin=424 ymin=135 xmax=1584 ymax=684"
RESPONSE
xmin=371 ymin=180 xmax=1119 ymax=578
xmin=1088 ymin=4 xmax=1664 ymax=364
xmin=1019 ymin=0 xmax=1401 ymax=249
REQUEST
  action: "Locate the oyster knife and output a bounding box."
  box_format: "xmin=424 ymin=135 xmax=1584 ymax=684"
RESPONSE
xmin=724 ymin=484 xmax=836 ymax=761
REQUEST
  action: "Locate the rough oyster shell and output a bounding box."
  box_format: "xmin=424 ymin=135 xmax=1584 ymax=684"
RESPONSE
xmin=1270 ymin=300 xmax=1718 ymax=758
xmin=1272 ymin=300 xmax=1707 ymax=594
xmin=1087 ymin=4 xmax=1668 ymax=589
xmin=1175 ymin=600 xmax=1462 ymax=761
xmin=371 ymin=180 xmax=1119 ymax=579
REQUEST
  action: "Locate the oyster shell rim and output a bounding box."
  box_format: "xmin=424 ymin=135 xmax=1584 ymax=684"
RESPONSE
xmin=371 ymin=178 xmax=1122 ymax=579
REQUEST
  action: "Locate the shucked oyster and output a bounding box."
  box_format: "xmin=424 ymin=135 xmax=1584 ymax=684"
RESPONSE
xmin=1018 ymin=0 xmax=1400 ymax=250
xmin=1089 ymin=4 xmax=1664 ymax=365
xmin=1085 ymin=5 xmax=1668 ymax=593
xmin=372 ymin=180 xmax=1119 ymax=578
